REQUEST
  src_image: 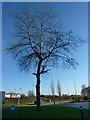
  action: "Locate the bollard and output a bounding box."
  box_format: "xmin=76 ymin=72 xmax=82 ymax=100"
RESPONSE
xmin=80 ymin=106 xmax=84 ymax=120
xmin=54 ymin=101 xmax=55 ymax=106
xmin=10 ymin=105 xmax=16 ymax=118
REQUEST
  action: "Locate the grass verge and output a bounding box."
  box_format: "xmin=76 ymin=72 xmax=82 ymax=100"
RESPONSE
xmin=2 ymin=106 xmax=90 ymax=119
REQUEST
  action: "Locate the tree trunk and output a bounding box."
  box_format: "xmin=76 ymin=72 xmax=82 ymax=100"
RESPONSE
xmin=36 ymin=74 xmax=40 ymax=112
xmin=36 ymin=60 xmax=42 ymax=112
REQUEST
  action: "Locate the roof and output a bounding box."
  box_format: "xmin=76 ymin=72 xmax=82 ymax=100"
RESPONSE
xmin=6 ymin=92 xmax=20 ymax=95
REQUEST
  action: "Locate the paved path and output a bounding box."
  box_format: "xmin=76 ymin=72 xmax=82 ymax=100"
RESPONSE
xmin=42 ymin=101 xmax=90 ymax=109
xmin=2 ymin=102 xmax=90 ymax=110
xmin=56 ymin=102 xmax=90 ymax=109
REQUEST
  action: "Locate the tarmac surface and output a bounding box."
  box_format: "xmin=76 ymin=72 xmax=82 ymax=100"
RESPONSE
xmin=56 ymin=102 xmax=90 ymax=109
xmin=1 ymin=102 xmax=90 ymax=110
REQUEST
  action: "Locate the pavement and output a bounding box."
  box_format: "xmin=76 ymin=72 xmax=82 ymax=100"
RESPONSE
xmin=1 ymin=101 xmax=90 ymax=110
xmin=56 ymin=102 xmax=90 ymax=109
xmin=41 ymin=101 xmax=90 ymax=110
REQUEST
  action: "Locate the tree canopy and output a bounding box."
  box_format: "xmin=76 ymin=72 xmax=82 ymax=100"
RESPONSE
xmin=7 ymin=7 xmax=83 ymax=74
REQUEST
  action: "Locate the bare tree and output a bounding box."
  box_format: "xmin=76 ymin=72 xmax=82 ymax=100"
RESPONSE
xmin=51 ymin=80 xmax=55 ymax=104
xmin=81 ymin=84 xmax=86 ymax=96
xmin=57 ymin=80 xmax=61 ymax=100
xmin=6 ymin=6 xmax=83 ymax=111
xmin=21 ymin=94 xmax=26 ymax=98
xmin=28 ymin=90 xmax=35 ymax=97
xmin=81 ymin=84 xmax=86 ymax=90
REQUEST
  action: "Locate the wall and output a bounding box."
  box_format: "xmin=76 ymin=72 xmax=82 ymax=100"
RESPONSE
xmin=0 ymin=91 xmax=5 ymax=104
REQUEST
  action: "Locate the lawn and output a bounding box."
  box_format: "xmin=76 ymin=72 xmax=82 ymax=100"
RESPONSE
xmin=2 ymin=106 xmax=90 ymax=119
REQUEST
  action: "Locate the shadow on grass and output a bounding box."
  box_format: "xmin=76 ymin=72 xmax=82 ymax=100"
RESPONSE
xmin=2 ymin=106 xmax=90 ymax=120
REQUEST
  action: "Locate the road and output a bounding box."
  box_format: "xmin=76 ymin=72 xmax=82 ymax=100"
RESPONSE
xmin=41 ymin=101 xmax=90 ymax=110
xmin=55 ymin=102 xmax=90 ymax=109
xmin=1 ymin=102 xmax=90 ymax=110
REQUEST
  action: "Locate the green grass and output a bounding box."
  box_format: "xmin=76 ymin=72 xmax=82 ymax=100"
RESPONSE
xmin=2 ymin=106 xmax=90 ymax=119
xmin=3 ymin=101 xmax=34 ymax=107
xmin=3 ymin=103 xmax=17 ymax=107
xmin=0 ymin=109 xmax=2 ymax=114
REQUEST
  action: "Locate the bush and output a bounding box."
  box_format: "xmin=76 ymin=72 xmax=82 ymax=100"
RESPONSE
xmin=83 ymin=96 xmax=88 ymax=100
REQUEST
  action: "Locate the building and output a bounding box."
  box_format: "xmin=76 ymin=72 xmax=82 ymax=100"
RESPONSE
xmin=0 ymin=91 xmax=5 ymax=104
xmin=5 ymin=92 xmax=21 ymax=98
xmin=81 ymin=87 xmax=90 ymax=97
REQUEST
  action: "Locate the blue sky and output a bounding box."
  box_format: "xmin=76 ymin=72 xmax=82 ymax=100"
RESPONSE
xmin=2 ymin=2 xmax=88 ymax=96
xmin=0 ymin=2 xmax=2 ymax=91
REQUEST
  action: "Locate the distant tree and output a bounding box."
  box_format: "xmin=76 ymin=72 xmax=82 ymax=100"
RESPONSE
xmin=21 ymin=94 xmax=26 ymax=98
xmin=7 ymin=6 xmax=83 ymax=111
xmin=57 ymin=80 xmax=61 ymax=100
xmin=28 ymin=90 xmax=35 ymax=97
xmin=51 ymin=80 xmax=55 ymax=101
xmin=81 ymin=84 xmax=86 ymax=90
xmin=40 ymin=94 xmax=44 ymax=97
xmin=81 ymin=84 xmax=86 ymax=96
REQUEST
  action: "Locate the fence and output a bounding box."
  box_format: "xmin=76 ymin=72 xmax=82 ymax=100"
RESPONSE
xmin=5 ymin=96 xmax=35 ymax=104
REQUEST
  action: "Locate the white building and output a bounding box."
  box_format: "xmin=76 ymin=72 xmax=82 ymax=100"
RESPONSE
xmin=0 ymin=91 xmax=5 ymax=104
xmin=5 ymin=92 xmax=21 ymax=98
